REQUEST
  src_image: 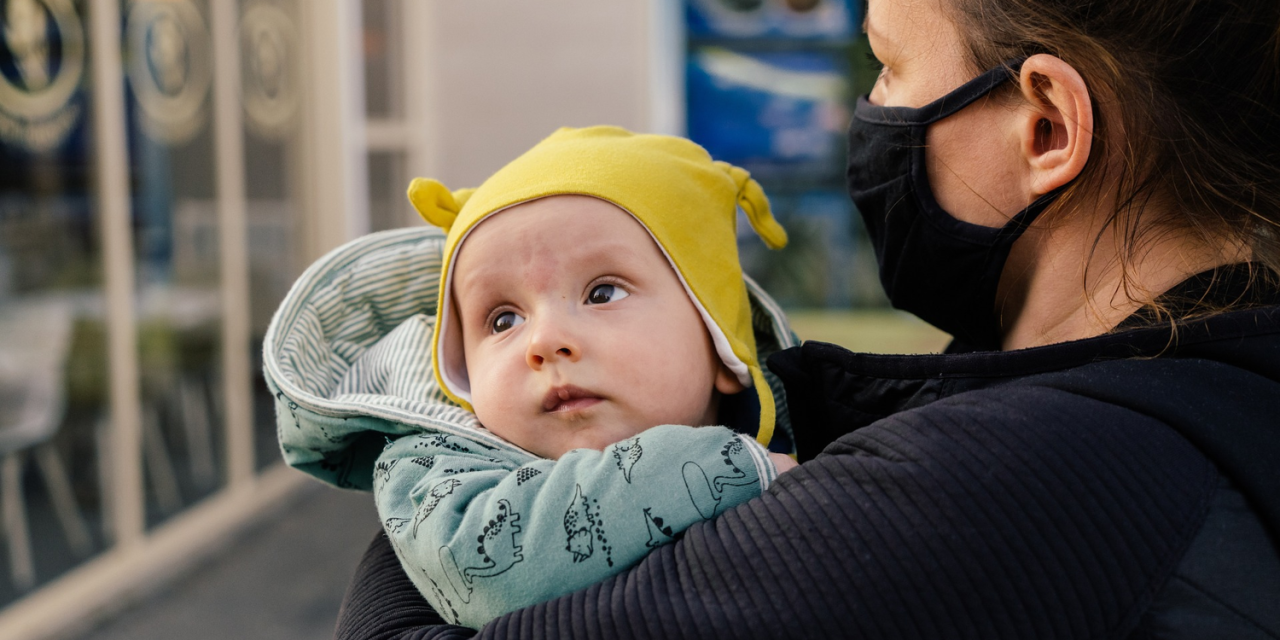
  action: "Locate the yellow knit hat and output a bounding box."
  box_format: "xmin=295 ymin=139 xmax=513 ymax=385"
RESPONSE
xmin=407 ymin=126 xmax=787 ymax=447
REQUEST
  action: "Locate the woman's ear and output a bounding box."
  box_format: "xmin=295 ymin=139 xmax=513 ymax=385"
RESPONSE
xmin=1017 ymin=54 xmax=1093 ymax=196
xmin=715 ymin=363 xmax=747 ymax=395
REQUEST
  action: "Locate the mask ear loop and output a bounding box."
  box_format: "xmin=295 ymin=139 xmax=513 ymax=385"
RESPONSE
xmin=715 ymin=161 xmax=788 ymax=249
xmin=855 ymin=57 xmax=1028 ymax=126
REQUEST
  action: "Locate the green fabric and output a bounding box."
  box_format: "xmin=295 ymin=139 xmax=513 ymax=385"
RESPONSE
xmin=376 ymin=424 xmax=775 ymax=628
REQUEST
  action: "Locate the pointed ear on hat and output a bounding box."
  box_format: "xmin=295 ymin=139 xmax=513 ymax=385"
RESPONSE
xmin=408 ymin=178 xmax=474 ymax=231
xmin=715 ymin=161 xmax=788 ymax=250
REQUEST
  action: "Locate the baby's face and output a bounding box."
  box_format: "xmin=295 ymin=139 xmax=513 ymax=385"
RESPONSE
xmin=452 ymin=195 xmax=741 ymax=459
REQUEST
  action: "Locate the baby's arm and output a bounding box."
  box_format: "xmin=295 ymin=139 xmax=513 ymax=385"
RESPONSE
xmin=373 ymin=424 xmax=777 ymax=630
xmin=769 ymin=451 xmax=799 ymax=473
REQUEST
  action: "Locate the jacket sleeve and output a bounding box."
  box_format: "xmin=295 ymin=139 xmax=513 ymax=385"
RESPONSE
xmin=373 ymin=425 xmax=776 ymax=630
xmin=345 ymin=385 xmax=1219 ymax=639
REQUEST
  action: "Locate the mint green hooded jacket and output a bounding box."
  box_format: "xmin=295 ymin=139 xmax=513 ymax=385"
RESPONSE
xmin=264 ymin=227 xmax=797 ymax=629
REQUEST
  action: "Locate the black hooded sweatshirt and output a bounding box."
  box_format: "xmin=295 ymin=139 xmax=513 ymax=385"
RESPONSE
xmin=332 ymin=269 xmax=1280 ymax=640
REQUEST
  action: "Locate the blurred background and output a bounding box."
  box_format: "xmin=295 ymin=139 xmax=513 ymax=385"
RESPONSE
xmin=0 ymin=0 xmax=946 ymax=638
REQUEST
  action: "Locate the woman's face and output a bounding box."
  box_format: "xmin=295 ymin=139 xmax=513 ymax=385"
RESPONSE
xmin=865 ymin=0 xmax=1032 ymax=228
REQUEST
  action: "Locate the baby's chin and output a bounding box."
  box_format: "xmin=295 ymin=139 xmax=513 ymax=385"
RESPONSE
xmin=542 ymin=423 xmax=651 ymax=460
xmin=481 ymin=410 xmax=666 ymax=459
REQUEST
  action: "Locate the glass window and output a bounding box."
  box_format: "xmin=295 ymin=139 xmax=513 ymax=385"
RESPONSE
xmin=0 ymin=0 xmax=106 ymax=600
xmin=122 ymin=0 xmax=228 ymax=525
xmin=361 ymin=0 xmax=401 ymax=120
xmin=241 ymin=0 xmax=307 ymax=470
xmin=368 ymin=150 xmax=414 ymax=232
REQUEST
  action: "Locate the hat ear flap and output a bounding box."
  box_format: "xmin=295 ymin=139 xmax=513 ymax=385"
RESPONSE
xmin=715 ymin=161 xmax=787 ymax=250
xmin=451 ymin=187 xmax=476 ymax=210
xmin=408 ymin=178 xmax=467 ymax=231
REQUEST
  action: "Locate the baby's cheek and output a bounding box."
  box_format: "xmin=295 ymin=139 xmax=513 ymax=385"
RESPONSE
xmin=473 ymin=401 xmax=543 ymax=456
xmin=469 ymin=374 xmax=518 ymax=434
xmin=628 ymin=360 xmax=718 ymax=425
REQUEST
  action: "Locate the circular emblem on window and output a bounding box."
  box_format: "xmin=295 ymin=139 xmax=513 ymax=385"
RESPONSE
xmin=0 ymin=0 xmax=85 ymax=152
xmin=125 ymin=0 xmax=211 ymax=145
xmin=240 ymin=1 xmax=297 ymax=141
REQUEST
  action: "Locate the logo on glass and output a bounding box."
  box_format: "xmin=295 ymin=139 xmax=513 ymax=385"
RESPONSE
xmin=0 ymin=0 xmax=84 ymax=152
xmin=240 ymin=1 xmax=297 ymax=141
xmin=125 ymin=0 xmax=211 ymax=145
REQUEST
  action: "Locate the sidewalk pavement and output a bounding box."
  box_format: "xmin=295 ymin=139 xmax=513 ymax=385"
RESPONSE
xmin=78 ymin=481 xmax=380 ymax=640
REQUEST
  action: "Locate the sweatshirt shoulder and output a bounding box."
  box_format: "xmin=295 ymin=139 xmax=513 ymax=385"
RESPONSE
xmin=828 ymin=383 xmax=1210 ymax=475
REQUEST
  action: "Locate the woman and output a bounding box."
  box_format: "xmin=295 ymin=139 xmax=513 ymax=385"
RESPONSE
xmin=332 ymin=0 xmax=1280 ymax=636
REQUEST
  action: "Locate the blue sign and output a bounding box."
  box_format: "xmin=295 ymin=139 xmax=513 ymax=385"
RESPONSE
xmin=687 ymin=47 xmax=849 ymax=180
xmin=686 ymin=0 xmax=857 ymax=41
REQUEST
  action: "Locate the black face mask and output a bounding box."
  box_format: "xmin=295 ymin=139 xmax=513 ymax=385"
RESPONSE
xmin=847 ymin=59 xmax=1062 ymax=349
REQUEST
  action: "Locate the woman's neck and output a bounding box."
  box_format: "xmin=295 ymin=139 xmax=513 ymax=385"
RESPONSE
xmin=995 ymin=206 xmax=1246 ymax=351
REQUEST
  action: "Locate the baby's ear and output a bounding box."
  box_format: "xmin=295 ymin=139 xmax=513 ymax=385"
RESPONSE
xmin=408 ymin=178 xmax=474 ymax=231
xmin=714 ymin=362 xmax=747 ymax=395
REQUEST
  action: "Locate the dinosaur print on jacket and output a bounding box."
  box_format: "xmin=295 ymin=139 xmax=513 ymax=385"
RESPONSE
xmin=612 ymin=438 xmax=642 ymax=483
xmin=438 ymin=499 xmax=524 ymax=604
xmin=563 ymin=484 xmax=613 ymax=566
xmin=563 ymin=484 xmax=596 ymax=562
xmin=682 ymin=438 xmax=760 ymax=519
xmin=412 ymin=477 xmax=462 ymax=537
xmin=643 ymin=507 xmax=675 ymax=549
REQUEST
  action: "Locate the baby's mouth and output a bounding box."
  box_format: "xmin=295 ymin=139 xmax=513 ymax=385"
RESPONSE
xmin=542 ymin=385 xmax=603 ymax=413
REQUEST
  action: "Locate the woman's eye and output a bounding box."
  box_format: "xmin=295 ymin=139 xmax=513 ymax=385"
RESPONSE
xmin=864 ymin=52 xmax=883 ymax=72
xmin=587 ymin=284 xmax=629 ymax=305
xmin=491 ymin=311 xmax=524 ymax=333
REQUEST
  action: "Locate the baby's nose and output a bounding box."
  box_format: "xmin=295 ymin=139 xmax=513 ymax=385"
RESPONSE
xmin=525 ymin=319 xmax=580 ymax=368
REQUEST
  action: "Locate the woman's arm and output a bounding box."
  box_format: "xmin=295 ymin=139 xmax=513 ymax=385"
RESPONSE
xmin=374 ymin=425 xmax=777 ymax=629
xmin=347 ymin=386 xmax=1218 ymax=639
xmin=334 ymin=530 xmax=474 ymax=640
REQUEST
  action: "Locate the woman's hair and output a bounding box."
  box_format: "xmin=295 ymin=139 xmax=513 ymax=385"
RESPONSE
xmin=947 ymin=0 xmax=1280 ymax=316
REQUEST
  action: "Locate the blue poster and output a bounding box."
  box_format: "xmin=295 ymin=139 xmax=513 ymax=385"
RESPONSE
xmin=686 ymin=0 xmax=857 ymax=40
xmin=687 ymin=47 xmax=849 ymax=180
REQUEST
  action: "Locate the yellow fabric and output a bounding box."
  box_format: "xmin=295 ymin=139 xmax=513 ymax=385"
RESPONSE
xmin=408 ymin=125 xmax=787 ymax=448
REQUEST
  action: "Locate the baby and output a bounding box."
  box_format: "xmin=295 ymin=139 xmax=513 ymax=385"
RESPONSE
xmin=373 ymin=126 xmax=795 ymax=628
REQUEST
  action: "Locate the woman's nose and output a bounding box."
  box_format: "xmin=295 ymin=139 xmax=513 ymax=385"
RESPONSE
xmin=525 ymin=316 xmax=580 ymax=369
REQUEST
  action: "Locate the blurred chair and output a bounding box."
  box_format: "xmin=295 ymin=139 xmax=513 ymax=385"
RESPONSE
xmin=136 ymin=284 xmax=222 ymax=502
xmin=0 ymin=296 xmax=93 ymax=590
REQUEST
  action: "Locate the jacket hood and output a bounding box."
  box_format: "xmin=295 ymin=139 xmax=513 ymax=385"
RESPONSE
xmin=264 ymin=226 xmax=798 ymax=490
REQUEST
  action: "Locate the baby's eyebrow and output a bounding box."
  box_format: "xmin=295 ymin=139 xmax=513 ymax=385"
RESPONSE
xmin=454 ymin=288 xmax=498 ymax=315
xmin=582 ymin=241 xmax=649 ymax=265
xmin=449 ymin=283 xmax=494 ymax=321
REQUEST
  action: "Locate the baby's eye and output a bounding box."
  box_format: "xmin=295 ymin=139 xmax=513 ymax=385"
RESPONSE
xmin=587 ymin=284 xmax=629 ymax=305
xmin=491 ymin=311 xmax=524 ymax=333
